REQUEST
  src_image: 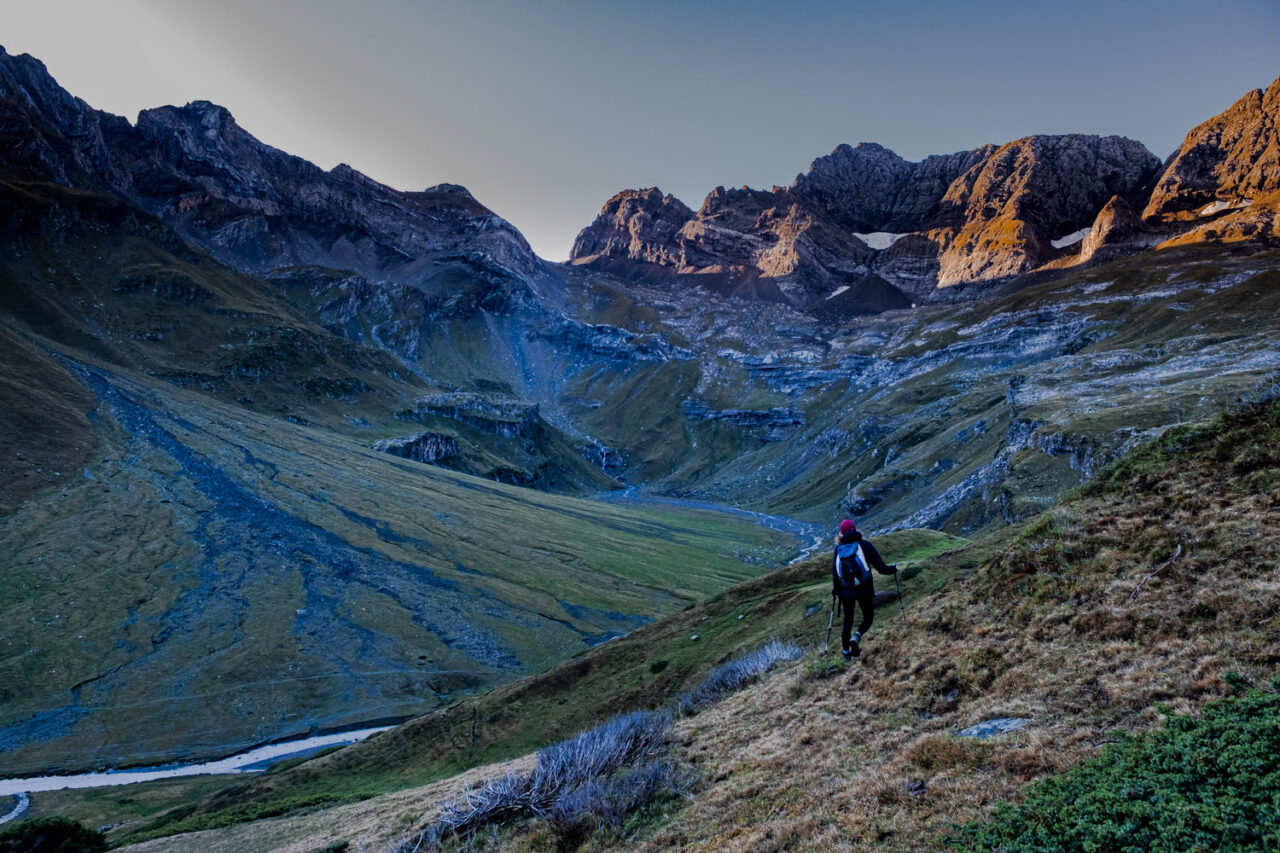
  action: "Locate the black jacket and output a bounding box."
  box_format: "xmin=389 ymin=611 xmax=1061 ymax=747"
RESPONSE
xmin=831 ymin=532 xmax=894 ymax=598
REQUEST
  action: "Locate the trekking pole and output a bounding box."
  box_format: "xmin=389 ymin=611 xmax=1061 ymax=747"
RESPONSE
xmin=892 ymin=567 xmax=910 ymax=625
xmin=824 ymin=596 xmax=836 ymax=653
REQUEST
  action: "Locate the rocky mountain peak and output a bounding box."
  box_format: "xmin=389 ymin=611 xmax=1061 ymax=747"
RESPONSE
xmin=0 ymin=45 xmax=129 ymax=187
xmin=0 ymin=47 xmax=546 ymax=289
xmin=0 ymin=46 xmax=83 ymax=124
xmin=1143 ymin=75 xmax=1280 ymax=221
xmin=791 ymin=141 xmax=913 ymax=231
xmin=424 ymin=182 xmax=477 ymax=198
xmin=132 ymin=98 xmax=310 ymax=176
xmin=569 ymin=187 xmax=694 ymax=269
xmin=788 ymin=141 xmax=996 ymax=235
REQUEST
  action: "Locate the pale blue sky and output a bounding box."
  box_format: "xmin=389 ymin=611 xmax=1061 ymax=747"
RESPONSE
xmin=4 ymin=0 xmax=1278 ymax=260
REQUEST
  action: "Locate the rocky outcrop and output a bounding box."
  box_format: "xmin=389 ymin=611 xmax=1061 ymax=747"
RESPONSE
xmin=1157 ymin=192 xmax=1280 ymax=248
xmin=1144 ymin=76 xmax=1280 ymax=221
xmin=373 ymin=431 xmax=461 ymax=465
xmin=930 ymin=135 xmax=1161 ymax=285
xmin=681 ymin=401 xmax=804 ymax=441
xmin=884 ymin=147 xmax=998 ymax=231
xmin=791 ymin=142 xmax=993 ymax=232
xmin=1080 ymin=195 xmax=1158 ymax=262
xmin=569 ymin=188 xmax=692 ymax=269
xmin=542 ymin=319 xmax=695 ymax=363
xmin=397 ymin=392 xmax=541 ymax=438
xmin=387 ymin=392 xmax=622 ymax=493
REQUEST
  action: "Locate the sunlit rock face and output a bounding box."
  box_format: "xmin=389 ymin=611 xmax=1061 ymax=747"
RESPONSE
xmin=571 ymin=134 xmax=1160 ymax=302
xmin=929 ymin=134 xmax=1160 ymax=286
xmin=1144 ymin=76 xmax=1280 ymax=222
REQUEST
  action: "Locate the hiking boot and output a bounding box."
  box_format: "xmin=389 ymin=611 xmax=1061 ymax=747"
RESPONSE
xmin=842 ymin=648 xmax=853 ymax=660
xmin=850 ymin=632 xmax=862 ymax=657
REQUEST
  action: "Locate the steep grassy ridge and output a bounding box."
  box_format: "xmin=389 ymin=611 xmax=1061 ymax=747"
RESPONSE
xmin=0 ymin=356 xmax=794 ymax=776
xmin=0 ymin=177 xmax=419 ymax=434
xmin=0 ymin=322 xmax=95 ymax=513
xmin=610 ymin=395 xmax=1280 ymax=851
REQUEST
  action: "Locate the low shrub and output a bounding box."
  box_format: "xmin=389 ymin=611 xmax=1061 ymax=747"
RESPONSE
xmin=311 ymin=843 xmax=349 ymax=853
xmin=548 ymin=758 xmax=694 ymax=839
xmin=0 ymin=816 xmax=107 ymax=853
xmin=394 ymin=711 xmax=679 ymax=851
xmin=391 ymin=642 xmax=805 ymax=849
xmin=802 ymin=655 xmax=848 ymax=681
xmin=676 ymin=640 xmax=805 ymax=714
xmin=946 ymin=683 xmax=1280 ymax=852
xmin=903 ymin=733 xmax=989 ymax=773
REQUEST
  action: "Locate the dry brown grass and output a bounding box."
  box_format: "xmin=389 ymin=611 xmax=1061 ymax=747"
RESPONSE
xmin=605 ymin=409 xmax=1280 ymax=852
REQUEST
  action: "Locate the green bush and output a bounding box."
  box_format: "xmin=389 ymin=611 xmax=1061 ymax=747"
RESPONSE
xmin=801 ymin=655 xmax=848 ymax=681
xmin=118 ymin=792 xmax=373 ymax=845
xmin=0 ymin=816 xmax=108 ymax=853
xmin=947 ymin=683 xmax=1280 ymax=852
xmin=310 ymin=843 xmax=349 ymax=853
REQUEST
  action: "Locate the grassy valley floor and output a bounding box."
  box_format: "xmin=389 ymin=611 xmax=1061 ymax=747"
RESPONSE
xmin=0 ymin=350 xmax=797 ymax=776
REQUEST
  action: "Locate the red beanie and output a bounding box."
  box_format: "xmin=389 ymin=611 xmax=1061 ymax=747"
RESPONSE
xmin=839 ymin=519 xmax=857 ymax=535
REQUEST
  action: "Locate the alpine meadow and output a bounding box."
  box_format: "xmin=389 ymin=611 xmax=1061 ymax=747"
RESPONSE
xmin=1 ymin=9 xmax=1279 ymax=852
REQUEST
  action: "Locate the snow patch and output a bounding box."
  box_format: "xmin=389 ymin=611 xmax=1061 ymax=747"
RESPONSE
xmin=1051 ymin=228 xmax=1090 ymax=249
xmin=1199 ymin=200 xmax=1231 ymax=216
xmin=826 ymin=285 xmax=850 ymax=300
xmin=852 ymin=232 xmax=908 ymax=250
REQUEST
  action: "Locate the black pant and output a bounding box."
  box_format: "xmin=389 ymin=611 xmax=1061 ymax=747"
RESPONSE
xmin=840 ymin=594 xmax=874 ymax=649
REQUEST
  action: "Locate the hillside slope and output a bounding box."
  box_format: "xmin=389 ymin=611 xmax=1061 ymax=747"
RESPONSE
xmin=114 ymin=392 xmax=1280 ymax=852
xmin=622 ymin=394 xmax=1280 ymax=851
xmin=0 ymin=313 xmax=793 ymax=777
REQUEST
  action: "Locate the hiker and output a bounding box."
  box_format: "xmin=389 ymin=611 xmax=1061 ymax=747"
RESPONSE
xmin=831 ymin=519 xmax=897 ymax=659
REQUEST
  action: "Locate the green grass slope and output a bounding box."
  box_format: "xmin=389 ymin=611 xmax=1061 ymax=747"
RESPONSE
xmin=562 ymin=247 xmax=1280 ymax=535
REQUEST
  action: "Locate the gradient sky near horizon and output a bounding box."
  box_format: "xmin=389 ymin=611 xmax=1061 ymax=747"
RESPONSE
xmin=4 ymin=0 xmax=1278 ymax=260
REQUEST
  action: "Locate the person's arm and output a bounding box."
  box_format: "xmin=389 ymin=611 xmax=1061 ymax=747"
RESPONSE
xmin=862 ymin=540 xmax=897 ymax=574
xmin=831 ymin=551 xmax=840 ymax=596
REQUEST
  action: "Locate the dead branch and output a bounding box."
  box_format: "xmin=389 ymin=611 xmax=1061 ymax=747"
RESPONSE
xmin=1131 ymin=544 xmax=1183 ymax=600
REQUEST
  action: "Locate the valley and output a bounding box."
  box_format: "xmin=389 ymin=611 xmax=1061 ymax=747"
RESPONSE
xmin=0 ymin=40 xmax=1278 ymax=853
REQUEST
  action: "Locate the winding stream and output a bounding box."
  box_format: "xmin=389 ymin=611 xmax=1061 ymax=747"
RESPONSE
xmin=0 ymin=726 xmax=393 ymax=800
xmin=596 ymin=487 xmax=829 ymax=563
